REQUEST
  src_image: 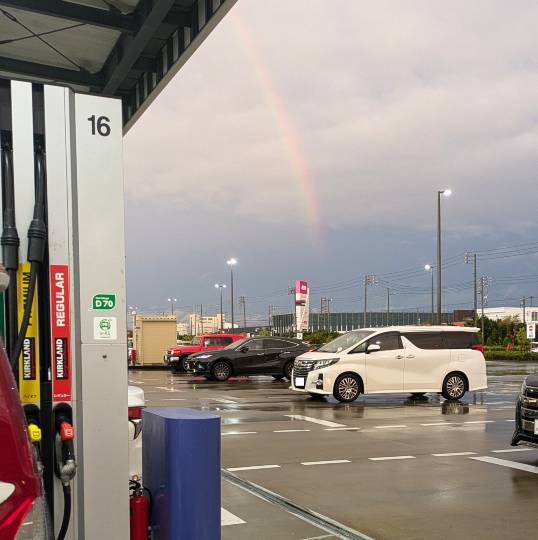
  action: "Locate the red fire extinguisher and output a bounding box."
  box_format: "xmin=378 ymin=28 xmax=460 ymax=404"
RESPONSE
xmin=130 ymin=486 xmax=149 ymax=540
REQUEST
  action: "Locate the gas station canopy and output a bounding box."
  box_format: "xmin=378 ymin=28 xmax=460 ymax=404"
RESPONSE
xmin=0 ymin=0 xmax=236 ymax=131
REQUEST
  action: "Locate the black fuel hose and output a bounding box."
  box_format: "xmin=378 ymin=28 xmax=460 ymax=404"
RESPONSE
xmin=10 ymin=147 xmax=47 ymax=366
xmin=56 ymin=484 xmax=71 ymax=540
xmin=0 ymin=142 xmax=20 ymax=367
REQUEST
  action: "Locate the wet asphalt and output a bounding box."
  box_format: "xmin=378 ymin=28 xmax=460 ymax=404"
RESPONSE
xmin=130 ymin=360 xmax=538 ymax=540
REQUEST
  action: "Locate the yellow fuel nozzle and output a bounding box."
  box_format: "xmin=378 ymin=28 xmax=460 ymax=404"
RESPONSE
xmin=28 ymin=423 xmax=42 ymax=443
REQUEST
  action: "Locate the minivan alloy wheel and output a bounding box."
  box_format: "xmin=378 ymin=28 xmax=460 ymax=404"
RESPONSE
xmin=336 ymin=375 xmax=360 ymax=402
xmin=444 ymin=375 xmax=465 ymax=399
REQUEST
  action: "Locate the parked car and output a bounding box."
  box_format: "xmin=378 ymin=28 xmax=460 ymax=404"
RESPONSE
xmin=184 ymin=337 xmax=311 ymax=381
xmin=0 ymin=344 xmax=52 ymax=539
xmin=164 ymin=333 xmax=245 ymax=373
xmin=291 ymin=326 xmax=487 ymax=403
xmin=128 ymin=385 xmax=144 ymax=479
xmin=511 ymin=374 xmax=538 ymax=448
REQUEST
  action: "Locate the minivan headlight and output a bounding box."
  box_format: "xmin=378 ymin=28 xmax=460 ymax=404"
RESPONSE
xmin=313 ymin=358 xmax=339 ymax=370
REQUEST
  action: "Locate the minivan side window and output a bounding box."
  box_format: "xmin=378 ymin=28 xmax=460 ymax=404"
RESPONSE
xmin=442 ymin=332 xmax=479 ymax=349
xmin=403 ymin=332 xmax=444 ymax=349
xmin=368 ymin=332 xmax=402 ymax=351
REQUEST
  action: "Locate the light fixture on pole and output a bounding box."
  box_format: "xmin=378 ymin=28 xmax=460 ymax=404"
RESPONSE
xmin=424 ymin=264 xmax=434 ymax=325
xmin=167 ymin=297 xmax=177 ymax=315
xmin=214 ymin=284 xmax=226 ymax=332
xmin=436 ymin=189 xmax=452 ymax=324
xmin=226 ymin=258 xmax=237 ymax=331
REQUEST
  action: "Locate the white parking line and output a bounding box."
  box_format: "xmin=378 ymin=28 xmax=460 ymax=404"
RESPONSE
xmin=274 ymin=429 xmax=311 ymax=433
xmin=285 ymin=414 xmax=347 ymax=428
xmin=369 ymin=456 xmax=415 ymax=461
xmin=227 ymin=465 xmax=281 ymax=472
xmin=491 ymin=448 xmax=534 ymax=453
xmin=301 ymin=536 xmax=334 ymax=540
xmin=375 ymin=425 xmax=407 ymax=429
xmin=222 ymin=431 xmax=257 ymax=436
xmin=301 ymin=460 xmax=351 ymax=466
xmin=432 ymin=452 xmax=477 ymax=457
xmin=470 ymin=456 xmax=538 ymax=474
xmin=505 ymin=419 xmax=515 ymax=422
xmin=221 ymin=507 xmax=246 ymax=526
xmin=420 ymin=422 xmax=457 ymax=427
xmin=161 ymin=398 xmax=186 ymax=401
xmin=324 ymin=427 xmax=360 ymax=431
xmin=464 ymin=420 xmax=496 ymax=424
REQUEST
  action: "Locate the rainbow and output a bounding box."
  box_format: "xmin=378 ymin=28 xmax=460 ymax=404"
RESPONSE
xmin=230 ymin=12 xmax=323 ymax=240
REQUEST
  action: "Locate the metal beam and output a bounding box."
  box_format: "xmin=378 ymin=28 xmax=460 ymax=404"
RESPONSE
xmin=101 ymin=0 xmax=176 ymax=95
xmin=0 ymin=55 xmax=103 ymax=88
xmin=0 ymin=0 xmax=138 ymax=33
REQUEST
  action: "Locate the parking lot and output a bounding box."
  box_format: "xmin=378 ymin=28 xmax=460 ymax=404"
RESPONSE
xmin=130 ymin=360 xmax=538 ymax=540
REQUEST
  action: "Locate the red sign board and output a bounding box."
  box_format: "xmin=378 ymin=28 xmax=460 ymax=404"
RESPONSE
xmin=50 ymin=265 xmax=71 ymax=401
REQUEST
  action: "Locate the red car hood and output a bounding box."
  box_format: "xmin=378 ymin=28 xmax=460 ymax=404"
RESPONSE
xmin=170 ymin=346 xmax=200 ymax=354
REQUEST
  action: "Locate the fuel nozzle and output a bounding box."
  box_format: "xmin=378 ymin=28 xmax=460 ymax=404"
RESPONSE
xmin=54 ymin=406 xmax=77 ymax=486
xmin=24 ymin=404 xmax=43 ymax=471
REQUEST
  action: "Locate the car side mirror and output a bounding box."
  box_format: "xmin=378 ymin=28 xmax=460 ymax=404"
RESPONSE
xmin=240 ymin=346 xmax=249 ymax=353
xmin=367 ymin=343 xmax=381 ymax=353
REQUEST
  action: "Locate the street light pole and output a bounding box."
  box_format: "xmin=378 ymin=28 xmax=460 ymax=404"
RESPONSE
xmin=386 ymin=288 xmax=390 ymax=326
xmin=167 ymin=297 xmax=177 ymax=315
xmin=436 ymin=189 xmax=451 ymax=324
xmin=227 ymin=258 xmax=237 ymax=331
xmin=214 ymin=284 xmax=226 ymax=331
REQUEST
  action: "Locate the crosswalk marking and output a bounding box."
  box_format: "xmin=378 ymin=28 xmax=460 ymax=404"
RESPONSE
xmin=221 ymin=507 xmax=246 ymax=526
xmin=470 ymin=456 xmax=538 ymax=474
xmin=285 ymin=414 xmax=346 ymax=428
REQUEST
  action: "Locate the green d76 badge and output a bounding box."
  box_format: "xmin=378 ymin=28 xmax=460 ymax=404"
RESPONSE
xmin=92 ymin=294 xmax=116 ymax=310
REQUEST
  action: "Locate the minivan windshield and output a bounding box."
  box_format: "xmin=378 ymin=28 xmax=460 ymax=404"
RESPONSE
xmin=191 ymin=337 xmax=200 ymax=345
xmin=318 ymin=330 xmax=375 ymax=353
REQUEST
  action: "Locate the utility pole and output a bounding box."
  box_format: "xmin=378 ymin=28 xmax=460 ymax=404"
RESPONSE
xmin=199 ymin=304 xmax=204 ymax=335
xmin=386 ymin=287 xmax=390 ymax=326
xmin=465 ymin=252 xmax=478 ymax=327
xmin=239 ymin=296 xmax=246 ymax=331
xmin=289 ymin=287 xmax=295 ymax=335
xmin=522 ymin=297 xmax=527 ymax=324
xmin=479 ymin=276 xmax=492 ymax=345
xmin=268 ymin=305 xmax=273 ymax=335
xmin=327 ymin=297 xmax=332 ymax=331
xmin=363 ymin=274 xmax=377 ymax=328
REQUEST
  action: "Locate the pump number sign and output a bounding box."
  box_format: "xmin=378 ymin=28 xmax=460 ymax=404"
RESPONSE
xmin=92 ymin=294 xmax=116 ymax=310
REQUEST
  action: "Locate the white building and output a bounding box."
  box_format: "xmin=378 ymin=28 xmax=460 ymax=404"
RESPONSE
xmin=176 ymin=322 xmax=190 ymax=335
xmin=189 ymin=313 xmax=225 ymax=335
xmin=480 ymin=306 xmax=538 ymax=322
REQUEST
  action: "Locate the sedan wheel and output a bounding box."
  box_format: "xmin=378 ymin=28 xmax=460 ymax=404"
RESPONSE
xmin=333 ymin=374 xmax=360 ymax=403
xmin=442 ymin=374 xmax=466 ymax=400
xmin=284 ymin=361 xmax=294 ymax=380
xmin=212 ymin=361 xmax=231 ymax=382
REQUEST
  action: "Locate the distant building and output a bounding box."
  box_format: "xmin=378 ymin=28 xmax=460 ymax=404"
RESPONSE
xmin=176 ymin=322 xmax=190 ymax=335
xmin=479 ymin=307 xmax=538 ymax=322
xmin=189 ymin=313 xmax=225 ymax=335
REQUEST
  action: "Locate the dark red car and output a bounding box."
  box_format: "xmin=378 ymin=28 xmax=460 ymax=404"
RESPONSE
xmin=0 ymin=345 xmax=51 ymax=539
xmin=164 ymin=333 xmax=245 ymax=373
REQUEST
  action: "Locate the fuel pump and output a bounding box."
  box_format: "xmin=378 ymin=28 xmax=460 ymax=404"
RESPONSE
xmin=1 ymin=79 xmax=129 ymax=539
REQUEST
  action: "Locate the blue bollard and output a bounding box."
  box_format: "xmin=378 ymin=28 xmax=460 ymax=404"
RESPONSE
xmin=142 ymin=408 xmax=221 ymax=540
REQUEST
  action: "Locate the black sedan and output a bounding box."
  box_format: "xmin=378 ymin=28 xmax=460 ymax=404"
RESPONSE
xmin=184 ymin=337 xmax=311 ymax=381
xmin=512 ymin=373 xmax=538 ymax=448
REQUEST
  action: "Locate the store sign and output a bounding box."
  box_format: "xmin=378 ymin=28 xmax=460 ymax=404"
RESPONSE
xmin=526 ymin=322 xmax=536 ymax=339
xmin=295 ymin=280 xmax=309 ymax=332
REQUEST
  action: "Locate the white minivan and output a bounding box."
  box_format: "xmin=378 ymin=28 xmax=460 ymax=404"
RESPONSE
xmin=291 ymin=326 xmax=487 ymax=402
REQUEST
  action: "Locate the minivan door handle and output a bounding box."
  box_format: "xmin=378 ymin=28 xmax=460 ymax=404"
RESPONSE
xmin=395 ymin=355 xmax=404 ymax=359
xmin=406 ymin=355 xmax=415 ymax=359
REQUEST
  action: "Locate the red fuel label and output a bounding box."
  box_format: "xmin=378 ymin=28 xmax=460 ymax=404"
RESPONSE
xmin=50 ymin=265 xmax=71 ymax=401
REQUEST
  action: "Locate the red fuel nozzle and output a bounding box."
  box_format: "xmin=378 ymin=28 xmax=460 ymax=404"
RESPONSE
xmin=60 ymin=421 xmax=74 ymax=441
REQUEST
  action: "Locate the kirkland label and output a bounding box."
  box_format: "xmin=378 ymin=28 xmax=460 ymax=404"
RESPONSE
xmin=51 ymin=265 xmax=71 ymax=401
xmin=18 ymin=262 xmax=40 ymax=403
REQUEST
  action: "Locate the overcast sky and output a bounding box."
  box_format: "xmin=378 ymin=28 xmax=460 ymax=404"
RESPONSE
xmin=123 ymin=0 xmax=538 ymax=324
